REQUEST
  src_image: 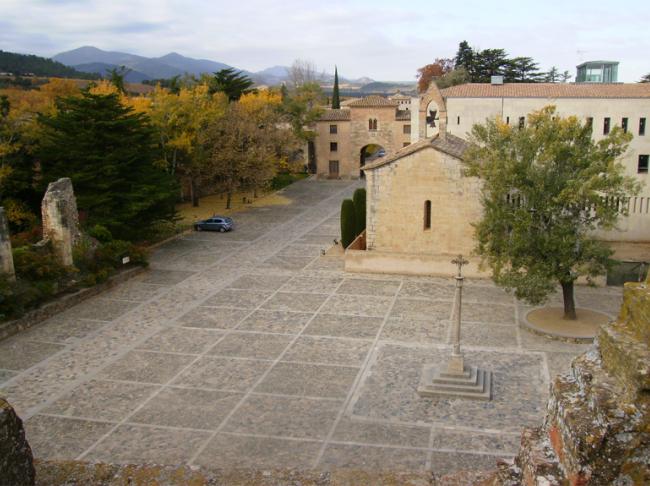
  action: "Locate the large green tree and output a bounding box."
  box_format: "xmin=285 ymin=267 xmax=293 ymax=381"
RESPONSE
xmin=464 ymin=106 xmax=640 ymax=320
xmin=37 ymin=91 xmax=178 ymax=240
xmin=208 ymin=68 xmax=254 ymax=101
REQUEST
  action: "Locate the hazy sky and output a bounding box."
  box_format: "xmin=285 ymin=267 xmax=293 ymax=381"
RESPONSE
xmin=2 ymin=0 xmax=648 ymax=82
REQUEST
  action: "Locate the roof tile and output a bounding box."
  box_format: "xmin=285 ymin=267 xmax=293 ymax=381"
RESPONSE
xmin=441 ymin=83 xmax=650 ymax=99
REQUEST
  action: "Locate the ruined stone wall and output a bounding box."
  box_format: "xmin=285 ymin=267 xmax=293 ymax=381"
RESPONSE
xmin=0 ymin=207 xmax=15 ymax=281
xmin=0 ymin=398 xmax=35 ymax=485
xmin=41 ymin=178 xmax=81 ymax=266
xmin=494 ymin=278 xmax=650 ymax=485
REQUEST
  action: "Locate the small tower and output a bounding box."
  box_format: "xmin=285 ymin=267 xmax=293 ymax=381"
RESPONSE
xmin=576 ymin=61 xmax=619 ymax=83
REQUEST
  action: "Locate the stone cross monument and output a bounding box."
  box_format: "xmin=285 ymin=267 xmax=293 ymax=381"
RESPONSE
xmin=417 ymin=254 xmax=492 ymax=400
xmin=0 ymin=207 xmax=16 ymax=281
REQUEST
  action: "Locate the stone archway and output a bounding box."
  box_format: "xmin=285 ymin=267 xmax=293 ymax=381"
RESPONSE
xmin=359 ymin=143 xmax=386 ymax=177
xmin=419 ymin=83 xmax=447 ymax=139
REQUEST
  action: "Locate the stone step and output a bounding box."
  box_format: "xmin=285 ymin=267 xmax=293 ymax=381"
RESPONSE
xmin=418 ymin=365 xmax=492 ymax=400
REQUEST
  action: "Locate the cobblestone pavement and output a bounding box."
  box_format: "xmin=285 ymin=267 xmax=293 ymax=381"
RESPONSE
xmin=0 ymin=179 xmax=624 ymax=476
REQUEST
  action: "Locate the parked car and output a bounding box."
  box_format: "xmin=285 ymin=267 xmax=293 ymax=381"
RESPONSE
xmin=194 ymin=216 xmax=234 ymax=232
xmin=377 ymin=149 xmax=386 ymax=157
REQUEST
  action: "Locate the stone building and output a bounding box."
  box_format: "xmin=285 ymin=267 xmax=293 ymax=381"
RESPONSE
xmin=344 ymin=81 xmax=650 ymax=276
xmin=311 ymin=95 xmax=413 ymax=179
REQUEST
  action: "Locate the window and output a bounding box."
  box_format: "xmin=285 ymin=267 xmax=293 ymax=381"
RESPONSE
xmin=518 ymin=117 xmax=525 ymax=130
xmin=639 ymin=155 xmax=649 ymax=174
xmin=329 ymin=124 xmax=337 ymax=134
xmin=640 ymin=118 xmax=646 ymax=136
xmin=586 ymin=117 xmax=594 ymax=131
xmin=403 ymin=124 xmax=411 ymax=134
xmin=328 ymin=160 xmax=339 ymax=176
xmin=457 ymin=116 xmax=460 ymax=125
xmin=622 ymin=117 xmax=628 ymax=133
xmin=604 ymin=117 xmax=610 ymax=135
xmin=330 ymin=142 xmax=338 ymax=152
xmin=403 ymin=142 xmax=410 ymax=147
xmin=369 ymin=118 xmax=378 ymax=130
xmin=506 ymin=116 xmax=510 ymax=125
xmin=423 ymin=200 xmax=432 ymax=230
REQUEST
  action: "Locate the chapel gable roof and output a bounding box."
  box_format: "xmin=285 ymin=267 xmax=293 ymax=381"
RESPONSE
xmin=362 ymin=133 xmax=470 ymax=171
xmin=318 ymin=109 xmax=351 ymax=121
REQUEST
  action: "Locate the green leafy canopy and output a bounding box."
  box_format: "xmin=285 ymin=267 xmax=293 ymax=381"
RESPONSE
xmin=464 ymin=106 xmax=641 ymax=306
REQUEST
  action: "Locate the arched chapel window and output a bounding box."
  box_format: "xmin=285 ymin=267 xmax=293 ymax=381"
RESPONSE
xmin=424 ymin=200 xmax=432 ymax=230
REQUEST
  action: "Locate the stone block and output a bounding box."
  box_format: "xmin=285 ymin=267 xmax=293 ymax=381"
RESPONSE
xmin=41 ymin=178 xmax=81 ymax=266
xmin=0 ymin=207 xmax=15 ymax=280
xmin=0 ymin=398 xmax=35 ymax=485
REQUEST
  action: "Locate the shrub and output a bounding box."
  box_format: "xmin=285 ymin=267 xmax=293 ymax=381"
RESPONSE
xmin=12 ymin=243 xmax=70 ymax=282
xmin=340 ymin=198 xmax=357 ymax=248
xmin=353 ymin=188 xmax=366 ymax=236
xmin=87 ymin=224 xmax=113 ymax=243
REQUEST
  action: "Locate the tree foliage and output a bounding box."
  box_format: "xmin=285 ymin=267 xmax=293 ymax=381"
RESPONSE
xmin=452 ymin=41 xmax=568 ymax=83
xmin=281 ymin=81 xmax=324 ymax=141
xmin=208 ymin=68 xmax=254 ymax=101
xmin=332 ymin=66 xmax=341 ymax=109
xmin=340 ymin=198 xmax=356 ymax=248
xmin=416 ymin=58 xmax=454 ymax=93
xmin=640 ymin=73 xmax=650 ymax=83
xmin=464 ymin=106 xmax=640 ymax=319
xmin=37 ymin=91 xmax=178 ymax=240
xmin=0 ymin=50 xmax=98 ymax=79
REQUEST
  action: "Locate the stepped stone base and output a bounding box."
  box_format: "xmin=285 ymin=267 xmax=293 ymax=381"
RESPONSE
xmin=417 ymin=364 xmax=492 ymax=400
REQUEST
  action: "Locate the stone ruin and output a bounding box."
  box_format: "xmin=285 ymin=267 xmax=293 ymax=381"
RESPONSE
xmin=491 ymin=277 xmax=650 ymax=485
xmin=0 ymin=207 xmax=15 ymax=281
xmin=40 ymin=177 xmax=81 ymax=267
xmin=0 ymin=398 xmax=35 ymax=486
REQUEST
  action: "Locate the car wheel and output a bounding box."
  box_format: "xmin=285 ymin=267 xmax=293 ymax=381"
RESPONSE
xmin=219 ymin=227 xmax=226 ymax=233
xmin=195 ymin=225 xmax=202 ymax=231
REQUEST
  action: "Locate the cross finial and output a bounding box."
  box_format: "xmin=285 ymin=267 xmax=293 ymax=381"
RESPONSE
xmin=451 ymin=254 xmax=469 ymax=278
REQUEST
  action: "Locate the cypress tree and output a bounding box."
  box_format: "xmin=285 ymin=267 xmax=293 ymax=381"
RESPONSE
xmin=353 ymin=188 xmax=366 ymax=235
xmin=332 ymin=66 xmax=341 ymax=109
xmin=37 ymin=91 xmax=178 ymax=241
xmin=340 ymin=198 xmax=356 ymax=248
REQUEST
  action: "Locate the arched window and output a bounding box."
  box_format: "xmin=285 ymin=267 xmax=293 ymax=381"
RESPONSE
xmin=369 ymin=118 xmax=373 ymax=130
xmin=424 ymin=200 xmax=432 ymax=230
xmin=373 ymin=119 xmax=378 ymax=130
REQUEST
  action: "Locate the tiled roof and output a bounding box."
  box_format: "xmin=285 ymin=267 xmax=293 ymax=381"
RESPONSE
xmin=441 ymin=83 xmax=650 ymax=99
xmin=395 ymin=110 xmax=411 ymax=121
xmin=318 ymin=109 xmax=351 ymax=121
xmin=348 ymin=95 xmax=399 ymax=107
xmin=362 ymin=133 xmax=469 ymax=171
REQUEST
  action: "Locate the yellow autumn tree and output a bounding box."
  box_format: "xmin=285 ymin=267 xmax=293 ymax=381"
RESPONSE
xmin=149 ymin=84 xmax=228 ymax=206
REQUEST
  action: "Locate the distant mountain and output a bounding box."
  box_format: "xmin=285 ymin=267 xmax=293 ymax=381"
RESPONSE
xmin=153 ymin=52 xmax=232 ymax=76
xmin=0 ymin=49 xmax=98 ymax=79
xmin=73 ymin=62 xmax=151 ymax=83
xmin=52 ymin=46 xmax=382 ymax=87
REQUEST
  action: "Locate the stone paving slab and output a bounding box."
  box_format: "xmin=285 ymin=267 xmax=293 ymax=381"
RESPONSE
xmin=0 ymin=179 xmax=625 ymax=474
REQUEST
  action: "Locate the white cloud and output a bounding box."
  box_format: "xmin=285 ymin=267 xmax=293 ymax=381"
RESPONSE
xmin=2 ymin=0 xmax=648 ymax=81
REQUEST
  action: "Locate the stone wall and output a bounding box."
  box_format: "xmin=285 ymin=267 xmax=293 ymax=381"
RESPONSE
xmin=493 ymin=277 xmax=650 ymax=485
xmin=0 ymin=398 xmax=35 ymax=486
xmin=41 ymin=178 xmax=81 ymax=266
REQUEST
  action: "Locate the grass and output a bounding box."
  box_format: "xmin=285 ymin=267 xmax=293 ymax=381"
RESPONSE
xmin=177 ymin=188 xmax=293 ymax=225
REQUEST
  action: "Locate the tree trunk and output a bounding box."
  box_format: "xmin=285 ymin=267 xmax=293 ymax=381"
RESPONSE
xmin=561 ymin=281 xmax=577 ymax=320
xmin=190 ymin=178 xmax=199 ymax=207
xmin=226 ymin=191 xmax=232 ymax=210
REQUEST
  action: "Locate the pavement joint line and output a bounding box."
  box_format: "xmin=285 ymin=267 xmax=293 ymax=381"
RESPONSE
xmin=19 ymin=184 xmax=351 ymax=423
xmin=74 ymin=183 xmax=357 ymax=463
xmin=425 ymin=423 xmax=436 ymax=470
xmin=187 ymin=275 xmax=351 ymax=466
xmin=313 ymin=279 xmax=405 ymax=468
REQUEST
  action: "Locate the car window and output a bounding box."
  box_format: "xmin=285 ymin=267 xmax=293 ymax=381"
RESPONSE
xmin=215 ymin=219 xmax=223 ymax=223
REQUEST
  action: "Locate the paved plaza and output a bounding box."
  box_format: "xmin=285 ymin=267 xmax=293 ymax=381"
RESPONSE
xmin=0 ymin=179 xmax=623 ymax=476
